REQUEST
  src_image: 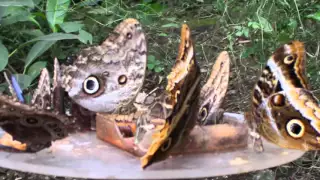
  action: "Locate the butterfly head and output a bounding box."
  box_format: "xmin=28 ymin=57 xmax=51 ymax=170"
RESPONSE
xmin=62 ymin=18 xmax=147 ymax=113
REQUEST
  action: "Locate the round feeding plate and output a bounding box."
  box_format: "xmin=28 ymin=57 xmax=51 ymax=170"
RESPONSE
xmin=0 ymin=129 xmax=305 ymax=179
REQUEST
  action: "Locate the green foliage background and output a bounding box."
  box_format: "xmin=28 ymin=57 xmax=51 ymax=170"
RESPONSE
xmin=0 ymin=0 xmax=319 ymax=179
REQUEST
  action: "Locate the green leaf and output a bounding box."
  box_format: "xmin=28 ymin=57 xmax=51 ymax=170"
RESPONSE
xmin=78 ymin=29 xmax=93 ymax=44
xmin=26 ymin=33 xmax=78 ymax=43
xmin=0 ymin=42 xmax=8 ymax=71
xmin=3 ymin=6 xmax=26 ymax=16
xmin=158 ymin=33 xmax=168 ymax=37
xmin=24 ymin=40 xmax=56 ymax=71
xmin=0 ymin=0 xmax=34 ymax=7
xmin=147 ymin=63 xmax=155 ymax=70
xmin=278 ymin=31 xmax=291 ymax=43
xmin=1 ymin=12 xmax=40 ymax=27
xmin=258 ymin=17 xmax=273 ymax=33
xmin=33 ymin=0 xmax=42 ymax=6
xmin=288 ymin=18 xmax=298 ymax=29
xmin=161 ymin=23 xmax=179 ymax=28
xmin=0 ymin=6 xmax=6 ymax=21
xmin=243 ymin=28 xmax=249 ymax=37
xmin=154 ymin=66 xmax=164 ymax=73
xmin=27 ymin=61 xmax=47 ymax=80
xmin=235 ymin=31 xmax=243 ymax=37
xmin=306 ymin=12 xmax=320 ymax=21
xmin=87 ymin=7 xmax=109 ymax=15
xmin=148 ymin=55 xmax=155 ymax=62
xmin=248 ymin=21 xmax=260 ymax=29
xmin=59 ymin=21 xmax=84 ymax=33
xmin=12 ymin=74 xmax=33 ymax=90
xmin=19 ymin=29 xmax=44 ymax=37
xmin=46 ymin=0 xmax=71 ymax=32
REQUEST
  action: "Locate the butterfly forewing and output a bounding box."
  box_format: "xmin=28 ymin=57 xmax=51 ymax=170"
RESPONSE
xmin=198 ymin=51 xmax=230 ymax=125
xmin=62 ymin=18 xmax=147 ymax=113
xmin=140 ymin=24 xmax=201 ymax=168
xmin=248 ymin=40 xmax=320 ymax=150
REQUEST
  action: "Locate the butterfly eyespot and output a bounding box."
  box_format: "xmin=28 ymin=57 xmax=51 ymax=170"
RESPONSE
xmin=26 ymin=118 xmax=38 ymax=125
xmin=284 ymin=55 xmax=295 ymax=64
xmin=83 ymin=76 xmax=100 ymax=95
xmin=286 ymin=119 xmax=305 ymax=138
xmin=118 ymin=75 xmax=127 ymax=85
xmin=199 ymin=107 xmax=208 ymax=122
xmin=271 ymin=94 xmax=285 ymax=106
xmin=126 ymin=32 xmax=132 ymax=39
xmin=161 ymin=137 xmax=172 ymax=152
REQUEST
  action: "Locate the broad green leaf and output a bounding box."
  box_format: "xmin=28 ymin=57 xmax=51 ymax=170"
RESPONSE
xmin=33 ymin=0 xmax=42 ymax=6
xmin=3 ymin=6 xmax=27 ymax=16
xmin=306 ymin=12 xmax=320 ymax=21
xmin=19 ymin=29 xmax=44 ymax=37
xmin=27 ymin=61 xmax=47 ymax=80
xmin=154 ymin=66 xmax=164 ymax=73
xmin=59 ymin=21 xmax=84 ymax=33
xmin=26 ymin=33 xmax=78 ymax=43
xmin=46 ymin=0 xmax=71 ymax=32
xmin=79 ymin=29 xmax=92 ymax=44
xmin=258 ymin=17 xmax=273 ymax=33
xmin=0 ymin=0 xmax=34 ymax=7
xmin=0 ymin=6 xmax=6 ymax=21
xmin=1 ymin=12 xmax=40 ymax=27
xmin=161 ymin=23 xmax=179 ymax=28
xmin=12 ymin=74 xmax=33 ymax=90
xmin=147 ymin=63 xmax=155 ymax=70
xmin=148 ymin=55 xmax=155 ymax=62
xmin=0 ymin=42 xmax=8 ymax=71
xmin=24 ymin=40 xmax=56 ymax=70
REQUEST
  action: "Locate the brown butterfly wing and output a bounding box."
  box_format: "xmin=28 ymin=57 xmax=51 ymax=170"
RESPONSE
xmin=0 ymin=95 xmax=72 ymax=152
xmin=198 ymin=51 xmax=230 ymax=125
xmin=257 ymin=88 xmax=320 ymax=150
xmin=140 ymin=24 xmax=201 ymax=168
xmin=247 ymin=41 xmax=308 ymax=151
xmin=31 ymin=68 xmax=51 ymax=109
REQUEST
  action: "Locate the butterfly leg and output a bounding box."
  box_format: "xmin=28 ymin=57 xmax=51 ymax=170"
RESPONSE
xmin=249 ymin=129 xmax=264 ymax=152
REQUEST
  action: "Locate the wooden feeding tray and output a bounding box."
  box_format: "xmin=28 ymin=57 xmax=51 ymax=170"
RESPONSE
xmin=0 ymin=113 xmax=305 ymax=179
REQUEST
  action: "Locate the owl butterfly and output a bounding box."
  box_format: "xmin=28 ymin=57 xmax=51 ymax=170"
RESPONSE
xmin=140 ymin=24 xmax=201 ymax=168
xmin=61 ymin=18 xmax=147 ymax=113
xmin=247 ymin=40 xmax=320 ymax=151
xmin=0 ymin=58 xmax=75 ymax=152
xmin=197 ymin=51 xmax=230 ymax=125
